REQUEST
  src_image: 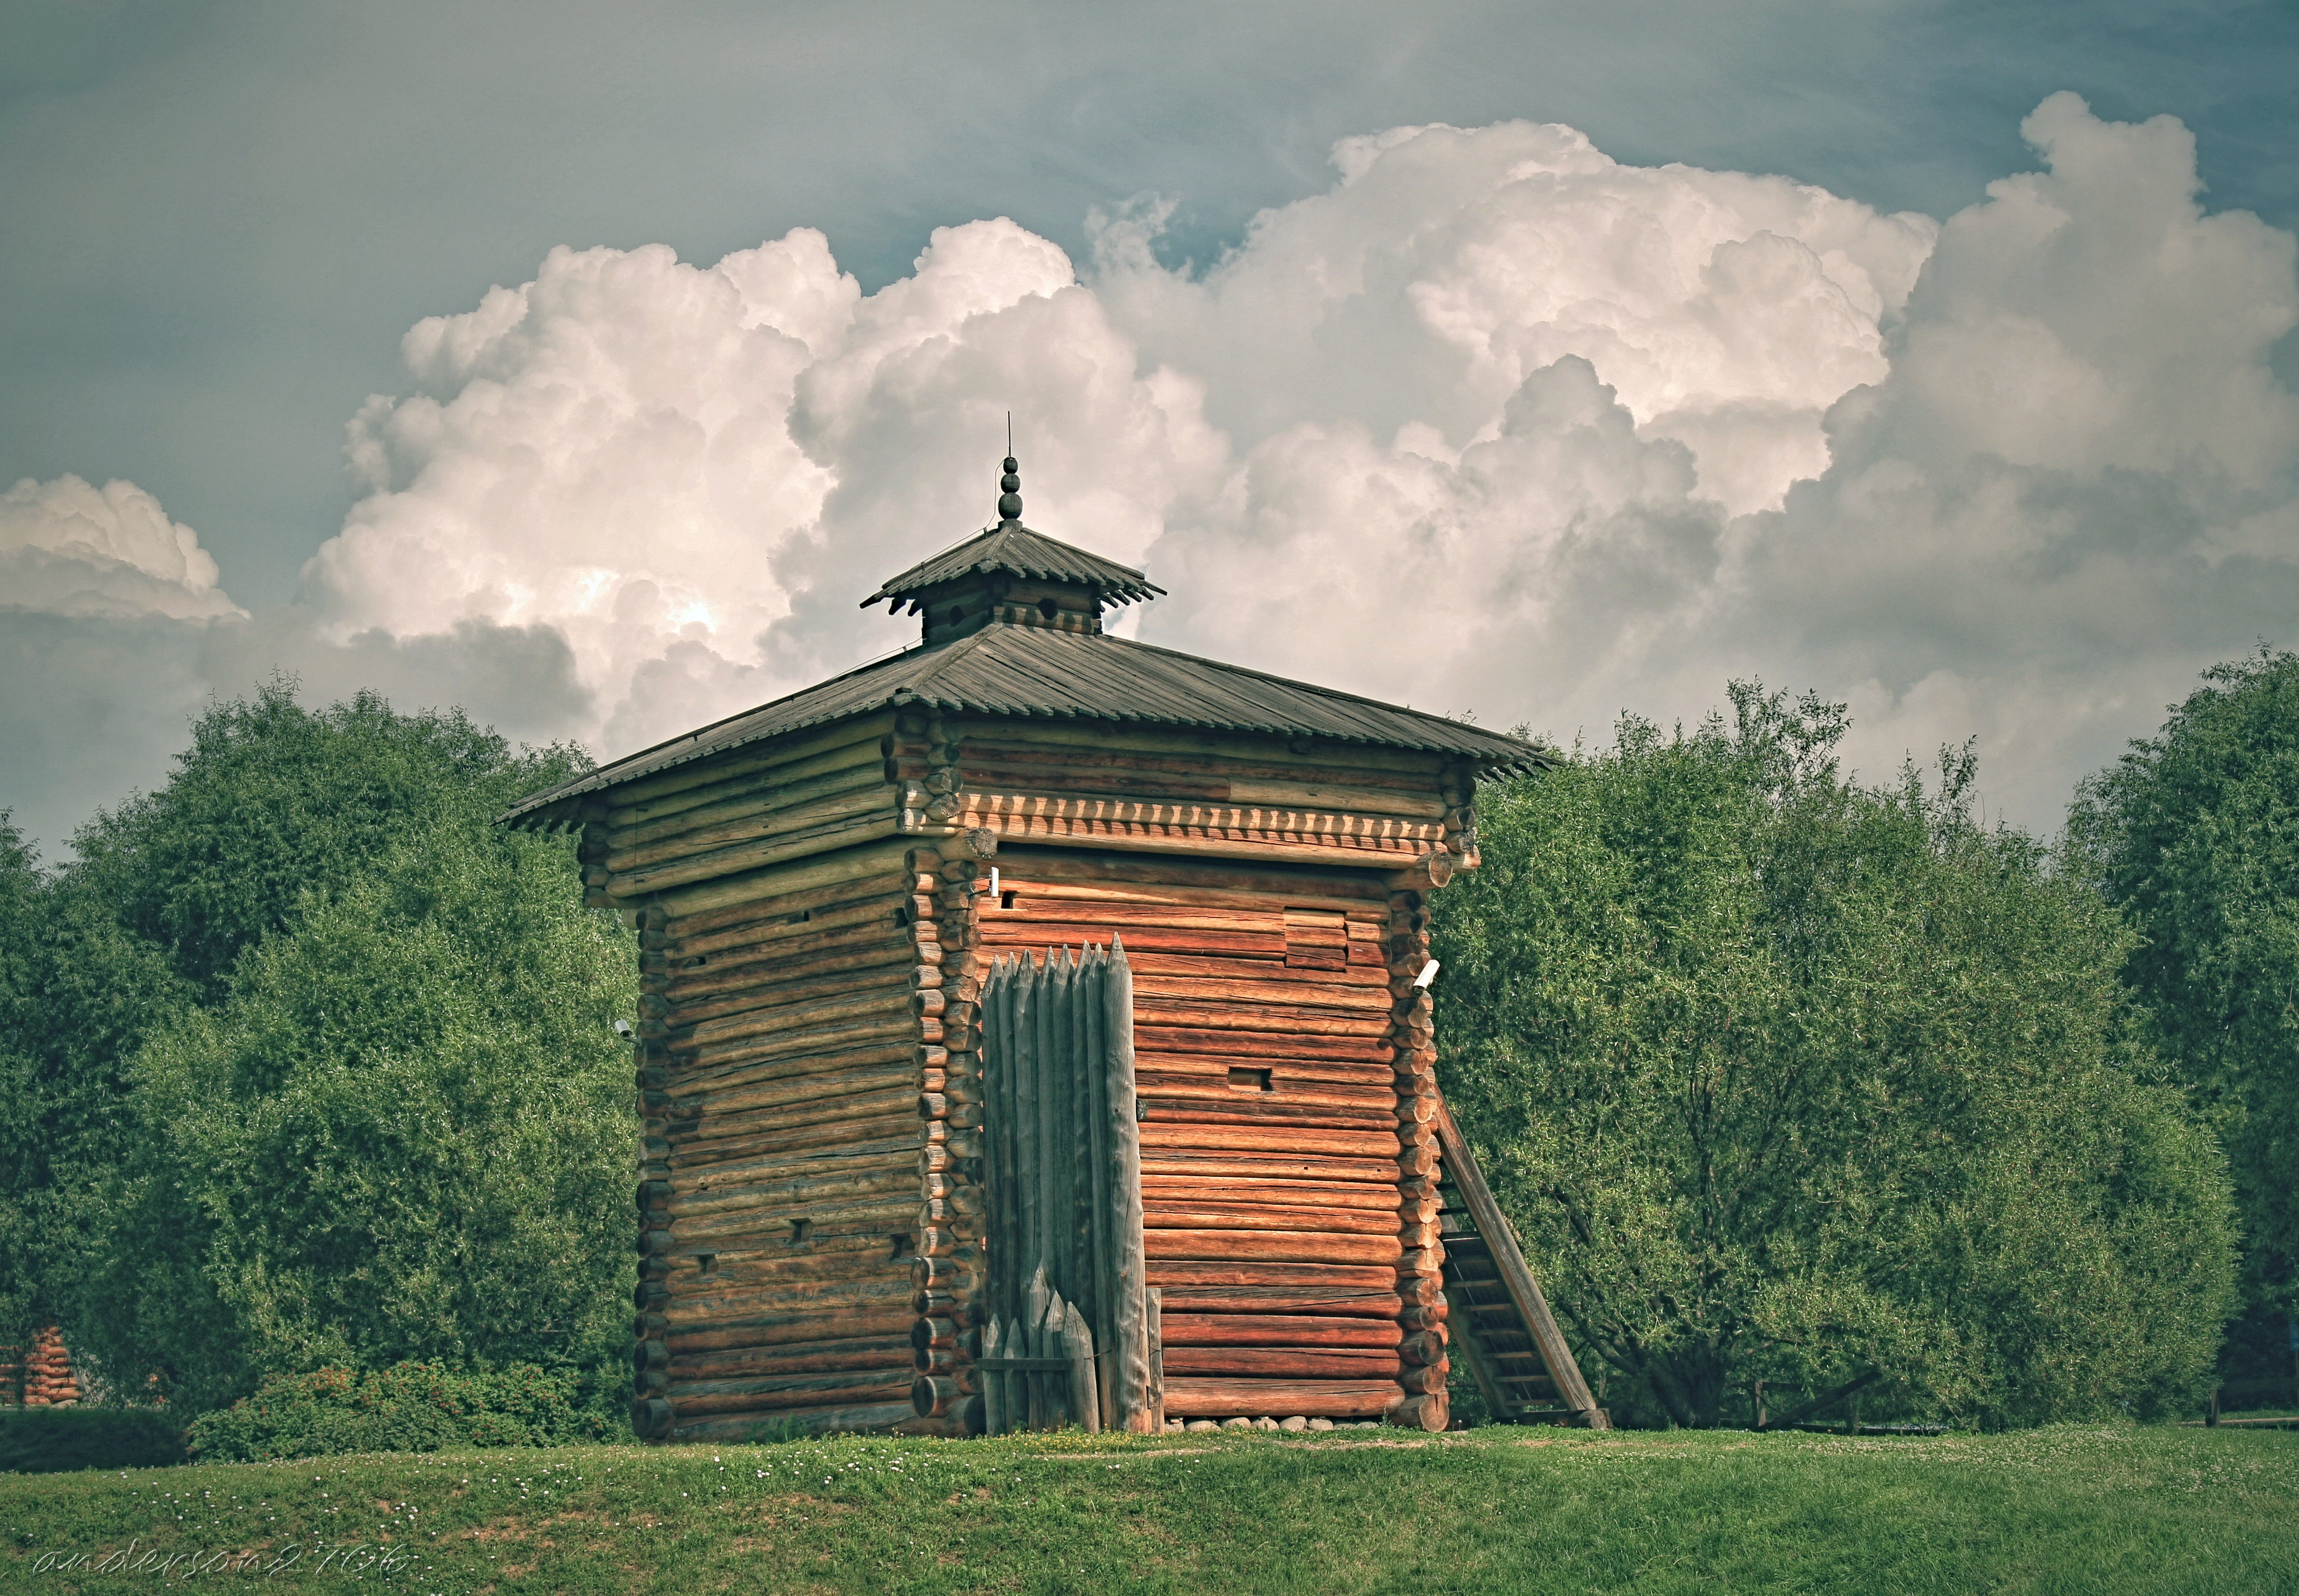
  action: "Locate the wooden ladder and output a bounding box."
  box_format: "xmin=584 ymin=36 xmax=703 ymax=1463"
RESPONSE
xmin=1434 ymin=1102 xmax=1610 ymax=1428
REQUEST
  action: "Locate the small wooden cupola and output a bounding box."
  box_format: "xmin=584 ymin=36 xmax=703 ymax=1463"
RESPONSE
xmin=861 ymin=457 xmax=1164 ymax=646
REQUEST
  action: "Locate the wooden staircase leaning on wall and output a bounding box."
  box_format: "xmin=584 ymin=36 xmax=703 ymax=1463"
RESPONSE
xmin=1433 ymin=1104 xmax=1610 ymax=1429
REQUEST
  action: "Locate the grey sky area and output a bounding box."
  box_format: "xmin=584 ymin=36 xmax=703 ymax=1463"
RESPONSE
xmin=2 ymin=1 xmax=2296 ymax=855
xmin=7 ymin=0 xmax=2290 ymax=607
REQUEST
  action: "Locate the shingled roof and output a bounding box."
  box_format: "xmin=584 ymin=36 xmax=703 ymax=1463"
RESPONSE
xmin=503 ymin=452 xmax=1548 ymax=828
xmin=502 ymin=623 xmax=1545 ymax=827
xmin=862 ymin=522 xmax=1164 ymax=611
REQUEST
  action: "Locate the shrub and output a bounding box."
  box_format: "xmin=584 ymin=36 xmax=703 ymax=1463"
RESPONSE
xmin=1434 ymin=686 xmax=2237 ymax=1428
xmin=0 ymin=1407 xmax=186 ymax=1473
xmin=187 ymin=1362 xmax=617 ymax=1461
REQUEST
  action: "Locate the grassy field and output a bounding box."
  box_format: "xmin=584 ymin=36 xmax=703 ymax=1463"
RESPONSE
xmin=5 ymin=1423 xmax=2293 ymax=1595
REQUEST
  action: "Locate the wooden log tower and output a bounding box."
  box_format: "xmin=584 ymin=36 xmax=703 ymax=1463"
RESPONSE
xmin=505 ymin=454 xmax=1607 ymax=1439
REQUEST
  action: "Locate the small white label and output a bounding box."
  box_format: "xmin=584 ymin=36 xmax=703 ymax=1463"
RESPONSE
xmin=1413 ymin=960 xmax=1441 ymax=990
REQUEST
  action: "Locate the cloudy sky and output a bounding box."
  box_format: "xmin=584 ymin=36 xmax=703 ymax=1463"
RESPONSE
xmin=4 ymin=1 xmax=2296 ymax=854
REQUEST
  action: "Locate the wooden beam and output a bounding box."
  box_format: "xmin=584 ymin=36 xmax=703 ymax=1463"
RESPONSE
xmin=1432 ymin=1100 xmax=1607 ymax=1427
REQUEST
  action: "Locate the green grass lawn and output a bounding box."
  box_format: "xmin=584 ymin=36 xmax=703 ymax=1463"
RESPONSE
xmin=5 ymin=1423 xmax=2293 ymax=1594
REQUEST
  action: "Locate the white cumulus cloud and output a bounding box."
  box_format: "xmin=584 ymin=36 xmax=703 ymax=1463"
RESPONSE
xmin=0 ymin=474 xmax=244 ymax=622
xmin=9 ymin=94 xmax=2296 ymax=852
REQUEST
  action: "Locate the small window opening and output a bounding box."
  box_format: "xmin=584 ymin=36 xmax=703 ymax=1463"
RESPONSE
xmin=893 ymin=906 xmax=911 ymax=927
xmin=1038 ymin=597 xmax=1060 ymax=619
xmin=697 ymin=1253 xmax=718 ymax=1277
xmin=796 ymin=909 xmax=811 ymax=923
xmin=1000 ymin=889 xmax=1017 ymax=909
xmin=947 ymin=605 xmax=966 ymax=625
xmin=788 ymin=1218 xmax=812 ymax=1247
xmin=889 ymin=1233 xmax=914 ymax=1261
xmin=1228 ymin=1067 xmax=1274 ymax=1093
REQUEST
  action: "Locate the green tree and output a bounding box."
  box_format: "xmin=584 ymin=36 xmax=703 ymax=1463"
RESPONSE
xmin=2068 ymin=647 xmax=2299 ymax=1359
xmin=0 ymin=680 xmax=637 ymax=1415
xmin=1433 ymin=685 xmax=2235 ymax=1429
xmin=78 ymin=821 xmax=637 ymax=1414
xmin=0 ymin=818 xmax=189 ymax=1360
xmin=71 ymin=678 xmax=544 ymax=997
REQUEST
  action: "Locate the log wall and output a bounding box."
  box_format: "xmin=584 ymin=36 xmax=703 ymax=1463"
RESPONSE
xmin=614 ymin=713 xmax=961 ymax=1442
xmin=602 ymin=706 xmax=1475 ymax=1438
xmin=973 ymin=842 xmax=1454 ymax=1430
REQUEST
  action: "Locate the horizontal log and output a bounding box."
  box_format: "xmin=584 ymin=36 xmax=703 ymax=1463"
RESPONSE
xmin=993 ymin=881 xmax=1383 ymax=924
xmin=955 ymin=755 xmax=1444 ymax=819
xmin=1140 ymin=1174 xmax=1402 ymax=1211
xmin=1138 ymin=1072 xmax=1399 ymax=1111
xmin=959 ymin=742 xmax=1445 ymax=798
xmin=611 ymin=756 xmax=888 ymax=855
xmin=1146 ymin=1259 xmax=1400 ymax=1289
xmin=619 ymin=810 xmax=902 ymax=899
xmin=672 ymin=1333 xmax=914 ymax=1384
xmin=1140 ymin=1148 xmax=1401 ymax=1184
xmin=1161 ymin=1347 xmax=1407 ymax=1379
xmin=669 ymin=1399 xmax=916 ymax=1441
xmin=608 ymin=712 xmax=895 ymax=812
xmin=663 ymin=890 xmax=908 ymax=959
xmin=664 ymin=1236 xmax=912 ymax=1288
xmin=1162 ymin=1315 xmax=1404 ymax=1349
xmin=665 ymin=1304 xmax=915 ymax=1355
xmin=611 ymin=782 xmax=895 ymax=875
xmin=664 ymin=1270 xmax=913 ymax=1326
xmin=672 ymin=1134 xmax=923 ymax=1198
xmin=618 ymin=739 xmax=889 ymax=841
xmin=1129 ymin=974 xmax=1393 ymax=1014
xmin=665 ymin=928 xmax=913 ymax=1003
xmin=671 ymin=1035 xmax=914 ymax=1096
xmin=985 ymin=900 xmax=1287 ymax=936
xmin=669 ymin=1099 xmax=921 ymax=1163
xmin=1140 ymin=1124 xmax=1402 ymax=1158
xmin=667 ymin=963 xmax=914 ymax=1034
xmin=662 ymin=961 xmax=910 ymax=1039
xmin=673 ymin=1196 xmax=916 ymax=1248
xmin=677 ymin=1011 xmax=918 ymax=1074
xmin=670 ymin=1163 xmax=916 ymax=1221
xmin=1151 ymin=1286 xmax=1404 ymax=1318
xmin=979 ymin=922 xmax=1284 ymax=958
xmin=1161 ymin=1377 xmax=1405 ymax=1420
xmin=653 ymin=835 xmax=913 ymax=921
xmin=1145 ymin=1229 xmax=1405 ymax=1266
xmin=953 ymin=757 xmax=1233 ymax=804
xmin=990 ymin=841 xmax=1394 ymax=899
xmin=1125 ymin=951 xmax=1389 ymax=989
xmin=1143 ymin=1203 xmax=1401 ymax=1238
xmin=962 ymin=722 xmax=1447 ymax=778
xmin=669 ymin=1372 xmax=914 ymax=1418
xmin=671 ymin=979 xmax=912 ymax=1047
xmin=1140 ymin=1102 xmax=1402 ymax=1134
xmin=1135 ymin=1026 xmax=1392 ymax=1063
xmin=1131 ymin=998 xmax=1392 ymax=1039
xmin=1137 ymin=1051 xmax=1398 ymax=1089
xmin=668 ymin=1059 xmax=916 ymax=1121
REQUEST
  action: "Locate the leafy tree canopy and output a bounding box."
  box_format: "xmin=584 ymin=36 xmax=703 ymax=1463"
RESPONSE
xmin=0 ymin=681 xmax=632 ymax=1418
xmin=2069 ymin=647 xmax=2299 ymax=1319
xmin=78 ymin=821 xmax=637 ymax=1414
xmin=1433 ymin=685 xmax=2235 ymax=1429
xmin=71 ymin=677 xmax=575 ymax=996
